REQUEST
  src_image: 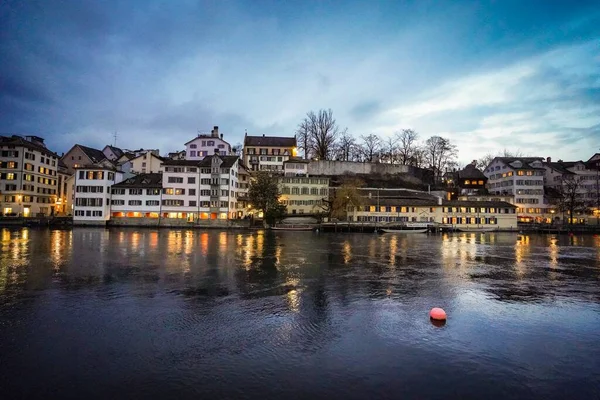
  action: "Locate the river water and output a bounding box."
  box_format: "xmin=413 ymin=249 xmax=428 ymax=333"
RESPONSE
xmin=0 ymin=228 xmax=599 ymax=399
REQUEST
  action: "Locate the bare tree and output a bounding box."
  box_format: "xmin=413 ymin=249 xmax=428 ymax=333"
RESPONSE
xmin=477 ymin=149 xmax=525 ymax=170
xmin=396 ymin=129 xmax=419 ymax=165
xmin=424 ymin=136 xmax=458 ymax=181
xmin=335 ymin=129 xmax=355 ymax=161
xmin=359 ymin=134 xmax=381 ymax=162
xmin=232 ymin=143 xmax=243 ymax=156
xmin=300 ymin=109 xmax=340 ymax=160
xmin=554 ymin=175 xmax=587 ymax=226
xmin=380 ymin=135 xmax=398 ymax=164
xmin=295 ymin=119 xmax=313 ymax=160
xmin=409 ymin=145 xmax=426 ymax=168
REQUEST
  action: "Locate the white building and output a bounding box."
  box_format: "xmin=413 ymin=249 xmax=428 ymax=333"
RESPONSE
xmin=161 ymin=154 xmax=240 ymax=220
xmin=110 ymin=173 xmax=163 ymax=219
xmin=73 ymin=166 xmax=123 ymax=225
xmin=283 ymin=158 xmax=310 ymax=176
xmin=242 ymin=134 xmax=297 ymax=173
xmin=484 ymin=157 xmax=549 ymax=222
xmin=185 ymin=126 xmax=232 ymax=160
xmin=0 ymin=135 xmax=60 ymax=217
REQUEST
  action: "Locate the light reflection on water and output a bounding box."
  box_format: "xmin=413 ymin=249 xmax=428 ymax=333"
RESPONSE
xmin=0 ymin=228 xmax=599 ymax=399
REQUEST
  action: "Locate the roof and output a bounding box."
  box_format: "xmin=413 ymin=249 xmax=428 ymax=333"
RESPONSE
xmin=457 ymin=164 xmax=486 ymax=180
xmin=104 ymin=145 xmax=124 ymax=158
xmin=77 ymin=144 xmax=107 ymax=163
xmin=0 ymin=135 xmax=59 ymax=158
xmin=162 ymin=155 xmax=239 ymax=168
xmin=443 ymin=200 xmax=517 ymax=208
xmin=495 ymin=157 xmax=545 ymax=170
xmin=244 ymin=135 xmax=296 ymax=147
xmin=130 ymin=152 xmax=166 ymax=162
xmin=544 ymin=162 xmax=576 ymax=175
xmin=184 ymin=135 xmax=231 ymax=146
xmin=113 ymin=173 xmax=162 ymax=188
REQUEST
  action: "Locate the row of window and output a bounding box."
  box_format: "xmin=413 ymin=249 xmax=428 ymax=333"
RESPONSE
xmin=4 ymin=195 xmax=53 ymax=204
xmin=441 ymin=217 xmax=498 ymax=225
xmin=280 ymin=177 xmax=328 ymax=185
xmin=516 ymin=198 xmax=540 ymax=204
xmin=74 ymin=210 xmax=103 ymax=217
xmin=76 ymin=186 xmax=104 ymax=193
xmin=77 ymin=171 xmax=115 ymax=180
xmin=515 ymin=189 xmax=544 ymax=195
xmin=189 ymin=140 xmax=224 ymax=148
xmin=463 ymin=180 xmax=485 ymax=185
xmin=282 ymin=187 xmax=329 ymax=196
xmin=246 ymin=148 xmax=290 ymax=156
xmin=1 ymin=150 xmax=19 ymax=158
xmin=111 ymin=200 xmax=161 ymax=206
xmin=281 ymin=199 xmax=324 ymax=206
xmin=75 ymin=198 xmax=104 ymax=207
xmin=354 ymin=216 xmax=432 ymax=223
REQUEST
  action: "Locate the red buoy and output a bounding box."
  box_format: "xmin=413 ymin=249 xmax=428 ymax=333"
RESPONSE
xmin=430 ymin=307 xmax=447 ymax=321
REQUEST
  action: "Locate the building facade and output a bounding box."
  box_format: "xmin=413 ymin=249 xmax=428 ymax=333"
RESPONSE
xmin=279 ymin=176 xmax=329 ymax=215
xmin=61 ymin=144 xmax=109 ymax=175
xmin=110 ymin=174 xmax=163 ymax=219
xmin=185 ymin=126 xmax=232 ymax=160
xmin=0 ymin=135 xmax=60 ymax=217
xmin=243 ymin=134 xmax=296 ymax=172
xmin=347 ymin=198 xmax=518 ymax=230
xmin=72 ymin=166 xmax=123 ymax=224
xmin=484 ymin=157 xmax=549 ymax=221
xmin=130 ymin=151 xmax=164 ymax=174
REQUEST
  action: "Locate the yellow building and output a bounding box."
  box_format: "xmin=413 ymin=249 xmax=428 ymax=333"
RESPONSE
xmin=243 ymin=134 xmax=297 ymax=173
xmin=347 ymin=197 xmax=518 ymax=230
xmin=279 ymin=176 xmax=329 ymax=215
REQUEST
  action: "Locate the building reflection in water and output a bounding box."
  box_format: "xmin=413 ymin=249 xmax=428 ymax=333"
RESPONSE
xmin=342 ymin=241 xmax=352 ymax=265
xmin=388 ymin=235 xmax=397 ymax=267
xmin=515 ymin=234 xmax=530 ymax=277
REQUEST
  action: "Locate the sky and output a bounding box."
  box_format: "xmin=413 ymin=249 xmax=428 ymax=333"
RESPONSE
xmin=1 ymin=0 xmax=599 ymax=164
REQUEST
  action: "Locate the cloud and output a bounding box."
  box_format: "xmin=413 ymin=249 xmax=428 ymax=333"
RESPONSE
xmin=0 ymin=0 xmax=599 ymax=164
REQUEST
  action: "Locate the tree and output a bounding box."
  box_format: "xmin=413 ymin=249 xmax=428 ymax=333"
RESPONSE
xmin=424 ymin=136 xmax=458 ymax=181
xmin=295 ymin=119 xmax=313 ymax=160
xmin=359 ymin=134 xmax=381 ymax=162
xmin=232 ymin=143 xmax=243 ymax=156
xmin=334 ymin=129 xmax=355 ymax=161
xmin=477 ymin=149 xmax=524 ymax=170
xmin=396 ymin=129 xmax=419 ymax=165
xmin=380 ymin=135 xmax=398 ymax=164
xmin=322 ymin=178 xmax=365 ymax=220
xmin=301 ymin=109 xmax=340 ymax=160
xmin=248 ymin=172 xmax=285 ymax=225
xmin=555 ymin=175 xmax=587 ymax=226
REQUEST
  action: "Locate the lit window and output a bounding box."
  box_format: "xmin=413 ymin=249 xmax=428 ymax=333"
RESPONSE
xmin=464 ymin=180 xmax=470 ymax=184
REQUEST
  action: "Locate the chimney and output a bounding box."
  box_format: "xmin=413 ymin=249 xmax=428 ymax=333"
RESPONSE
xmin=220 ymin=133 xmax=223 ymax=140
xmin=546 ymin=157 xmax=551 ymax=163
xmin=212 ymin=126 xmax=219 ymax=138
xmin=438 ymin=197 xmax=442 ymax=205
xmin=262 ymin=134 xmax=265 ymax=137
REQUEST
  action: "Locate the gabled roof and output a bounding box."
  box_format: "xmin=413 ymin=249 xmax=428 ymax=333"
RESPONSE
xmin=457 ymin=164 xmax=486 ymax=180
xmin=495 ymin=157 xmax=545 ymax=170
xmin=77 ymin=144 xmax=107 ymax=163
xmin=443 ymin=200 xmax=517 ymax=208
xmin=244 ymin=135 xmax=296 ymax=147
xmin=544 ymin=162 xmax=575 ymax=175
xmin=0 ymin=135 xmax=59 ymax=158
xmin=113 ymin=173 xmax=162 ymax=188
xmin=129 ymin=152 xmax=165 ymax=162
xmin=104 ymin=145 xmax=124 ymax=159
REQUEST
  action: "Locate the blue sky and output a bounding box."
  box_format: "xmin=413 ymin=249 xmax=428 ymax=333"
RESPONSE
xmin=1 ymin=0 xmax=599 ymax=163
